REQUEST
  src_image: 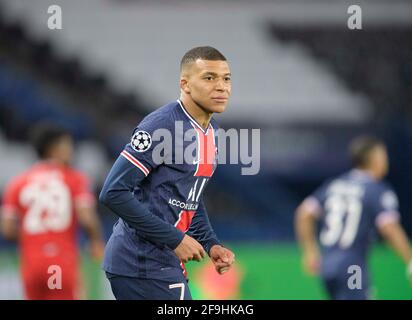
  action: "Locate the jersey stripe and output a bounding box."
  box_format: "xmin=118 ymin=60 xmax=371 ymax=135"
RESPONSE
xmin=180 ymin=261 xmax=188 ymax=278
xmin=174 ymin=209 xmax=195 ymax=278
xmin=191 ymin=124 xmax=216 ymax=178
xmin=121 ymin=150 xmax=150 ymax=176
xmin=174 ymin=210 xmax=196 ymax=233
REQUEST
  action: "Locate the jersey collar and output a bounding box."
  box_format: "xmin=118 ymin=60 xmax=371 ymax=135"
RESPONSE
xmin=177 ymin=99 xmax=211 ymax=135
xmin=349 ymin=169 xmax=376 ymax=182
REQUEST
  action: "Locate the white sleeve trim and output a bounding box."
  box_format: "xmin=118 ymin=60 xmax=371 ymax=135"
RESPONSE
xmin=375 ymin=210 xmax=400 ymax=228
xmin=300 ymin=196 xmax=321 ymax=218
xmin=121 ymin=150 xmax=150 ymax=176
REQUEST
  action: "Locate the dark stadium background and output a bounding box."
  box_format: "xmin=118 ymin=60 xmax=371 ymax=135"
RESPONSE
xmin=0 ymin=0 xmax=411 ymax=299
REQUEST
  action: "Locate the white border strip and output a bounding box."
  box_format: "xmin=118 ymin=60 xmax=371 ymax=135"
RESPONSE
xmin=376 ymin=210 xmax=400 ymax=228
xmin=121 ymin=150 xmax=150 ymax=176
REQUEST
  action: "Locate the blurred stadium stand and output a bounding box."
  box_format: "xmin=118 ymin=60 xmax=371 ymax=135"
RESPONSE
xmin=0 ymin=0 xmax=372 ymax=126
xmin=0 ymin=0 xmax=411 ymax=246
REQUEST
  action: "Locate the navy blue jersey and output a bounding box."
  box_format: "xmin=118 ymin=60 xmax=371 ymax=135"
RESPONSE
xmin=303 ymin=170 xmax=400 ymax=282
xmin=100 ymin=100 xmax=221 ymax=280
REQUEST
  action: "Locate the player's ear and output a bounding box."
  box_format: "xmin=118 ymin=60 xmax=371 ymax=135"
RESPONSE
xmin=180 ymin=77 xmax=190 ymax=94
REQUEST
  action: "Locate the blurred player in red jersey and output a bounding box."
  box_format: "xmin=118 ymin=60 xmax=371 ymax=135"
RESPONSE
xmin=0 ymin=124 xmax=105 ymax=300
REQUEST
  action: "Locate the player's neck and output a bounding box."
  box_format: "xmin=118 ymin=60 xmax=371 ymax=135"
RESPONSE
xmin=40 ymin=158 xmax=68 ymax=167
xmin=179 ymin=96 xmax=213 ymax=130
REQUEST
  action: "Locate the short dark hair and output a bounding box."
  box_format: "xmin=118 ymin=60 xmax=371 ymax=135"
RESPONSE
xmin=180 ymin=46 xmax=227 ymax=71
xmin=349 ymin=135 xmax=384 ymax=169
xmin=30 ymin=123 xmax=71 ymax=159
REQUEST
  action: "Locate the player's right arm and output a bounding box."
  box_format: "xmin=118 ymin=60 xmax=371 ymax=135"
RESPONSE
xmin=0 ymin=178 xmax=22 ymax=241
xmin=373 ymin=188 xmax=412 ymax=284
xmin=99 ymin=124 xmax=205 ymax=262
xmin=99 ymin=154 xmax=205 ymax=262
xmin=295 ymin=196 xmax=321 ymax=276
xmin=99 ymin=154 xmax=186 ymax=248
xmin=1 ymin=209 xmax=19 ymax=240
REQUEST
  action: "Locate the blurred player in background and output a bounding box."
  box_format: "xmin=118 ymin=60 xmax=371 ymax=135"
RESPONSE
xmin=100 ymin=46 xmax=235 ymax=300
xmin=0 ymin=124 xmax=105 ymax=300
xmin=295 ymin=136 xmax=412 ymax=299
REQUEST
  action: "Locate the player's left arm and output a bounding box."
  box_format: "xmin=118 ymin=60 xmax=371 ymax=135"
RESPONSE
xmin=374 ymin=188 xmax=412 ymax=284
xmin=74 ymin=173 xmax=105 ymax=261
xmin=378 ymin=222 xmax=412 ymax=266
xmin=0 ymin=207 xmax=19 ymax=241
xmin=295 ymin=196 xmax=322 ymax=276
xmin=187 ymin=198 xmax=235 ymax=274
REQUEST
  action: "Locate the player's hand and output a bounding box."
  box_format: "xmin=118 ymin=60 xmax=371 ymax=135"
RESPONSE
xmin=174 ymin=235 xmax=206 ymax=263
xmin=406 ymin=260 xmax=412 ymax=286
xmin=89 ymin=239 xmax=105 ymax=261
xmin=302 ymin=249 xmax=320 ymax=276
xmin=209 ymin=245 xmax=235 ymax=275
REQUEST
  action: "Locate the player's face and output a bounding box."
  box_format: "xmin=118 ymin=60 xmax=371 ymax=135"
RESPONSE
xmin=182 ymin=59 xmax=231 ymax=113
xmin=371 ymin=145 xmax=389 ymax=179
xmin=51 ymin=135 xmax=74 ymax=165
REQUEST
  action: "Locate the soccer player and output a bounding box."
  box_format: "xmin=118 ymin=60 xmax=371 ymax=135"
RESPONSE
xmin=99 ymin=46 xmax=235 ymax=300
xmin=1 ymin=124 xmax=105 ymax=300
xmin=295 ymin=136 xmax=412 ymax=299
